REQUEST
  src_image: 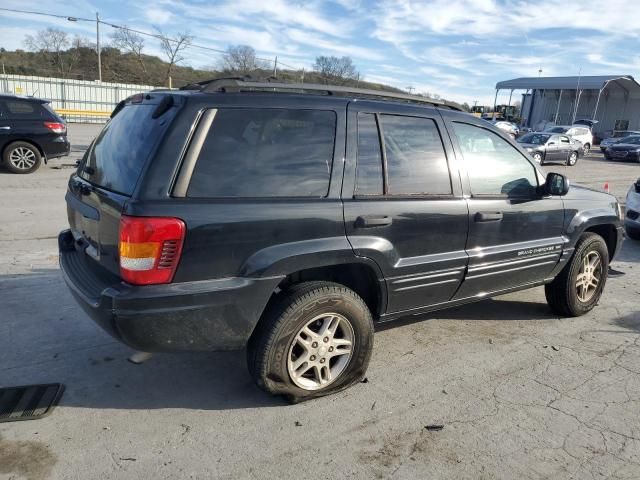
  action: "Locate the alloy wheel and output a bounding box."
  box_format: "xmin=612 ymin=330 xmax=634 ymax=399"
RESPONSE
xmin=575 ymin=251 xmax=602 ymax=303
xmin=9 ymin=147 xmax=37 ymax=170
xmin=287 ymin=313 xmax=354 ymax=390
xmin=568 ymin=152 xmax=578 ymax=165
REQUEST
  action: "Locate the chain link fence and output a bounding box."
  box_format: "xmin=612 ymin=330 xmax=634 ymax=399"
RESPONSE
xmin=0 ymin=74 xmax=160 ymax=123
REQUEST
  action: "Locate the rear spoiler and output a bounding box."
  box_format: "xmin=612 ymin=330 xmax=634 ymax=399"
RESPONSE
xmin=110 ymin=94 xmax=175 ymax=119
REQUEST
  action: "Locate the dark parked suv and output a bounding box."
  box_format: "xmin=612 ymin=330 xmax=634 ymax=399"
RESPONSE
xmin=0 ymin=94 xmax=70 ymax=173
xmin=59 ymin=80 xmax=624 ymax=401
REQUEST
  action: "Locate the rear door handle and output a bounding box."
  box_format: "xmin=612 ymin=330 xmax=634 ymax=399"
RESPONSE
xmin=355 ymin=215 xmax=393 ymax=228
xmin=475 ymin=211 xmax=503 ymax=222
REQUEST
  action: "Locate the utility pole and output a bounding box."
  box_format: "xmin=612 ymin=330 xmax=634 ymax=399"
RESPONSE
xmin=273 ymin=56 xmax=277 ymax=78
xmin=406 ymin=86 xmax=415 ymax=94
xmin=96 ymin=12 xmax=102 ymax=82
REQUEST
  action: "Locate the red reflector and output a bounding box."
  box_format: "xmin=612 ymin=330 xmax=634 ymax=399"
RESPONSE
xmin=119 ymin=215 xmax=185 ymax=285
xmin=44 ymin=121 xmax=66 ymax=134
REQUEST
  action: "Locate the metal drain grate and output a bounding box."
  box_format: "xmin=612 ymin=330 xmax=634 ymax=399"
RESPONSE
xmin=0 ymin=384 xmax=64 ymax=423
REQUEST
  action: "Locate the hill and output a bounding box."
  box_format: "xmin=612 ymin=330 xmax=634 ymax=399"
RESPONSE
xmin=0 ymin=46 xmax=405 ymax=94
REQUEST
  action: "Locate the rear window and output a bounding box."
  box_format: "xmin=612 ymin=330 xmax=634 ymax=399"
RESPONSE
xmin=187 ymin=108 xmax=336 ymax=198
xmin=80 ymin=104 xmax=170 ymax=195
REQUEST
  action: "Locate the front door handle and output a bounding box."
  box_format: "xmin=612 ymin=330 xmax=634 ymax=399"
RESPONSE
xmin=475 ymin=211 xmax=503 ymax=222
xmin=355 ymin=215 xmax=393 ymax=228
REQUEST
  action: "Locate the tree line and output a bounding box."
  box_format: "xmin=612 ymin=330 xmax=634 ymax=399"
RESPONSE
xmin=0 ymin=27 xmax=458 ymax=105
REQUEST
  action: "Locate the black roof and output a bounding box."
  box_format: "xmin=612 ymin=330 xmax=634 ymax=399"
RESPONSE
xmin=180 ymin=77 xmax=463 ymax=111
xmin=0 ymin=93 xmax=48 ymax=103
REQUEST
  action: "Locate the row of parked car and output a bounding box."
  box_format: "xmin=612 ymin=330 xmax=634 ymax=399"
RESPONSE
xmin=489 ymin=117 xmax=640 ymax=166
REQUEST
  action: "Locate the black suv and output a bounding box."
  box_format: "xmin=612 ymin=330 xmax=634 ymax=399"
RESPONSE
xmin=0 ymin=94 xmax=70 ymax=173
xmin=59 ymin=80 xmax=624 ymax=401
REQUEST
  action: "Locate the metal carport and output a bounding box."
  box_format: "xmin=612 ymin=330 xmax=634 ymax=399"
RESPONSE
xmin=494 ymin=75 xmax=640 ymax=134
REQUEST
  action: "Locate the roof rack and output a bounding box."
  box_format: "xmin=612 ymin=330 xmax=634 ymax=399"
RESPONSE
xmin=180 ymin=77 xmax=462 ymax=111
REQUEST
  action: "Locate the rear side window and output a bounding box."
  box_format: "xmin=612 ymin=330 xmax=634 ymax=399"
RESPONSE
xmin=1 ymin=100 xmax=46 ymax=119
xmin=187 ymin=109 xmax=336 ymax=198
xmin=81 ymin=104 xmax=171 ymax=195
xmin=380 ymin=115 xmax=452 ymax=195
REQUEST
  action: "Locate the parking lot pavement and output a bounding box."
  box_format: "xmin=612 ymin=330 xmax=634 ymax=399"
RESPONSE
xmin=1 ymin=125 xmax=639 ymax=479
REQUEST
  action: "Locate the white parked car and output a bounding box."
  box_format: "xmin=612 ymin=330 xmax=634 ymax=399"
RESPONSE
xmin=493 ymin=120 xmax=520 ymax=139
xmin=625 ymin=178 xmax=640 ymax=240
xmin=544 ymin=125 xmax=593 ymax=152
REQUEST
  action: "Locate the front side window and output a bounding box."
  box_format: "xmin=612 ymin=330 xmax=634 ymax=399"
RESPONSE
xmin=188 ymin=109 xmax=336 ymax=198
xmin=560 ymin=136 xmax=571 ymax=143
xmin=452 ymin=122 xmax=538 ymax=197
xmin=379 ymin=115 xmax=452 ymax=195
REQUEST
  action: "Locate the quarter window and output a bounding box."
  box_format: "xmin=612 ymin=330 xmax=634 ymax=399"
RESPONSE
xmin=452 ymin=122 xmax=538 ymax=197
xmin=356 ymin=113 xmax=384 ymax=195
xmin=187 ymin=109 xmax=336 ymax=198
xmin=1 ymin=100 xmax=43 ymax=119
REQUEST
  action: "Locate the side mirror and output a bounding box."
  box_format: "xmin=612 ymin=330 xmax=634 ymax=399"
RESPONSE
xmin=548 ymin=141 xmax=555 ymax=145
xmin=545 ymin=172 xmax=570 ymax=196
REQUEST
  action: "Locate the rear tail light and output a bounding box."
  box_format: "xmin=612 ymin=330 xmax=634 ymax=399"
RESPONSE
xmin=118 ymin=215 xmax=185 ymax=285
xmin=44 ymin=121 xmax=66 ymax=134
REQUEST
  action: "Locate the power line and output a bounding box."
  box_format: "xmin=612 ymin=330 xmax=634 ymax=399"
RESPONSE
xmin=0 ymin=6 xmax=301 ymax=69
xmin=0 ymin=7 xmax=93 ymax=22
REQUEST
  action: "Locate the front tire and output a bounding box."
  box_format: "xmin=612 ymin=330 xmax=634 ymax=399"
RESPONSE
xmin=583 ymin=143 xmax=591 ymax=153
xmin=533 ymin=152 xmax=543 ymax=164
xmin=247 ymin=281 xmax=374 ymax=402
xmin=567 ymin=151 xmax=578 ymax=166
xmin=3 ymin=141 xmax=42 ymax=174
xmin=545 ymin=233 xmax=609 ymax=317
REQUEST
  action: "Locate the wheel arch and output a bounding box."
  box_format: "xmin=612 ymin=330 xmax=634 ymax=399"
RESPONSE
xmin=584 ymin=223 xmax=618 ymax=260
xmin=2 ymin=139 xmax=46 ymax=164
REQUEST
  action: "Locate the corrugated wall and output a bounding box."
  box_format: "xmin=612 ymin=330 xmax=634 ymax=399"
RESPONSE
xmin=523 ymin=88 xmax=640 ymax=134
xmin=0 ymin=74 xmax=160 ymax=123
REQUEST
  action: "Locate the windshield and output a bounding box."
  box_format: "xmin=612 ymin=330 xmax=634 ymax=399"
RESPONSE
xmin=518 ymin=133 xmax=550 ymax=145
xmin=622 ymin=136 xmax=640 ymax=145
xmin=547 ymin=127 xmax=567 ymax=133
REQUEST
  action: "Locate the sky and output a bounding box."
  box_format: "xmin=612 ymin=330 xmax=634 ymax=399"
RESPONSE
xmin=1 ymin=0 xmax=639 ymax=105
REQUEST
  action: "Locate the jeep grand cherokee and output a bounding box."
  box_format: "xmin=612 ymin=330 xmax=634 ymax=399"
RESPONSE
xmin=59 ymin=79 xmax=624 ymax=401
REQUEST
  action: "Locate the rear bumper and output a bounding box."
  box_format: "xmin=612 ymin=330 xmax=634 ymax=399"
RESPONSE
xmin=44 ymin=136 xmax=71 ymax=160
xmin=58 ymin=230 xmax=282 ymax=352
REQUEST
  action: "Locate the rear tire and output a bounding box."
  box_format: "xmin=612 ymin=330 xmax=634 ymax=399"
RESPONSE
xmin=545 ymin=233 xmax=609 ymax=317
xmin=247 ymin=281 xmax=374 ymax=402
xmin=3 ymin=141 xmax=42 ymax=174
xmin=567 ymin=151 xmax=578 ymax=166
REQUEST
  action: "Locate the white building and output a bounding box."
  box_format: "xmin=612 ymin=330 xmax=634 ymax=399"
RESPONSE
xmin=495 ymin=75 xmax=640 ymax=134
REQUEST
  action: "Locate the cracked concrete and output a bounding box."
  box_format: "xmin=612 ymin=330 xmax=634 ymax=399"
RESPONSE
xmin=0 ymin=124 xmax=639 ymax=479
